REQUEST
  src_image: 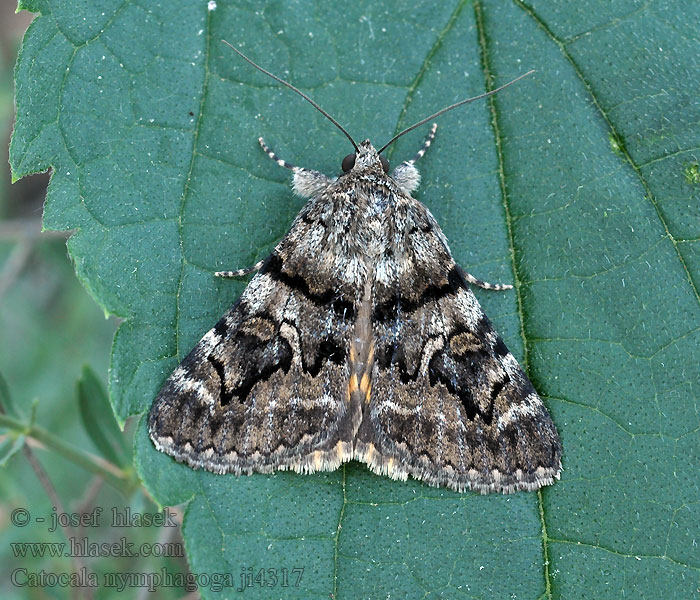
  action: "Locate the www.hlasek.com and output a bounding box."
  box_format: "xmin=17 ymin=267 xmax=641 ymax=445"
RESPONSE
xmin=11 ymin=537 xmax=183 ymax=559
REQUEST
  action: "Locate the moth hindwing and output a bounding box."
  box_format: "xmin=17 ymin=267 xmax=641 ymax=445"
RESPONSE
xmin=148 ymin=47 xmax=561 ymax=494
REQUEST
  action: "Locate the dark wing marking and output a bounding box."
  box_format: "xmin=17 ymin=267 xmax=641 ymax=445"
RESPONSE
xmin=355 ymin=198 xmax=561 ymax=493
xmin=149 ymin=183 xmax=365 ymax=475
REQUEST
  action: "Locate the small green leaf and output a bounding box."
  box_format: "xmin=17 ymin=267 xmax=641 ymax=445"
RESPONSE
xmin=28 ymin=398 xmax=38 ymax=428
xmin=76 ymin=365 xmax=130 ymax=468
xmin=0 ymin=434 xmax=26 ymax=467
xmin=0 ymin=371 xmax=22 ymax=420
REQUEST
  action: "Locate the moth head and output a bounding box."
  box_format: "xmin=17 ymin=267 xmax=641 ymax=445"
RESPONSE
xmin=341 ymin=140 xmax=389 ymax=174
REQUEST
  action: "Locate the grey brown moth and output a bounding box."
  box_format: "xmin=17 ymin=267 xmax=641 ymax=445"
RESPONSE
xmin=148 ymin=42 xmax=562 ymax=494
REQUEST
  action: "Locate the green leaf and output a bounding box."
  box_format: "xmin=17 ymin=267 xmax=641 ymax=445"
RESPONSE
xmin=0 ymin=371 xmax=21 ymax=420
xmin=77 ymin=364 xmax=130 ymax=468
xmin=11 ymin=1 xmax=700 ymax=598
xmin=0 ymin=434 xmax=26 ymax=468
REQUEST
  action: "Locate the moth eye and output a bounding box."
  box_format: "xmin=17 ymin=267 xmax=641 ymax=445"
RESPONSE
xmin=342 ymin=154 xmax=356 ymax=172
xmin=380 ymin=155 xmax=390 ymax=173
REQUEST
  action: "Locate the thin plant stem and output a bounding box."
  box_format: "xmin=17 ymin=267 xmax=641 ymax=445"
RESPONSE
xmin=0 ymin=413 xmax=137 ymax=492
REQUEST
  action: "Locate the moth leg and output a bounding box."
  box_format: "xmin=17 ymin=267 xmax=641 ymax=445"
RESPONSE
xmin=458 ymin=264 xmax=513 ymax=291
xmin=390 ymin=123 xmax=438 ymax=194
xmin=215 ymin=259 xmax=265 ymax=279
xmin=259 ymin=137 xmax=335 ymax=198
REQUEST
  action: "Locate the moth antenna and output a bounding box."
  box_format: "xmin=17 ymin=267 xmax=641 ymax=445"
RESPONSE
xmin=377 ymin=70 xmax=535 ymax=155
xmin=222 ymin=40 xmax=359 ymax=152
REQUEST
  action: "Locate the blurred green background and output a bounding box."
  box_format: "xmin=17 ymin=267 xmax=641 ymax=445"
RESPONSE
xmin=0 ymin=8 xmax=192 ymax=599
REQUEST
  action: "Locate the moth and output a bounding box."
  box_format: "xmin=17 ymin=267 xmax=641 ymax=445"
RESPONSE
xmin=148 ymin=42 xmax=562 ymax=494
